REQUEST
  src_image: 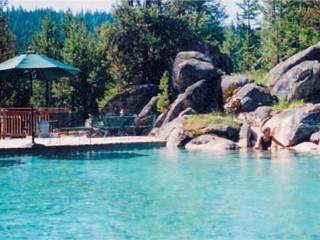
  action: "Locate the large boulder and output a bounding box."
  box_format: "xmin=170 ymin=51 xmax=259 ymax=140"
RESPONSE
xmin=310 ymin=131 xmax=320 ymax=144
xmin=268 ymin=42 xmax=320 ymax=85
xmin=199 ymin=124 xmax=239 ymax=142
xmin=102 ymin=84 xmax=159 ymax=115
xmin=238 ymin=122 xmax=252 ymax=148
xmin=292 ymin=142 xmax=319 ymax=154
xmin=264 ymin=104 xmax=320 ymax=146
xmin=137 ymin=96 xmax=159 ymax=120
xmin=185 ymin=134 xmax=239 ymax=152
xmin=173 ymin=51 xmax=218 ymax=92
xmin=221 ymin=75 xmax=254 ymax=103
xmin=225 ymin=83 xmax=274 ymax=113
xmin=271 ymin=61 xmax=320 ymax=103
xmin=237 ymin=106 xmax=275 ymax=128
xmin=136 ymin=96 xmax=159 ymax=135
xmin=163 ymin=80 xmax=208 ymax=125
xmin=157 ymin=116 xmax=193 ymax=147
xmin=154 ymin=112 xmax=167 ymax=128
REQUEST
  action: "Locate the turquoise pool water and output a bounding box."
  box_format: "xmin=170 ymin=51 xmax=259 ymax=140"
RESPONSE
xmin=1 ymin=147 xmax=320 ymax=239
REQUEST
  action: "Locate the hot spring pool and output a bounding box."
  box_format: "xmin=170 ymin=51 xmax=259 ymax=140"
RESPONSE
xmin=0 ymin=146 xmax=320 ymax=239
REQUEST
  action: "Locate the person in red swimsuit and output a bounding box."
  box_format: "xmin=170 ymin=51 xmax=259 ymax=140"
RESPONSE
xmin=255 ymin=127 xmax=287 ymax=150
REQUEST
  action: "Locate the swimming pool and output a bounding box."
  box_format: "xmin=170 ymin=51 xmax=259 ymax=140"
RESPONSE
xmin=1 ymin=147 xmax=320 ymax=239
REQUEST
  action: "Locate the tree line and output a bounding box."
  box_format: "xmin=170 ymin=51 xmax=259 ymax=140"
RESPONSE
xmin=0 ymin=0 xmax=319 ymax=118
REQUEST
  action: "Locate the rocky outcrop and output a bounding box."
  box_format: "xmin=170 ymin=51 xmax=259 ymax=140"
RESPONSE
xmin=310 ymin=131 xmax=320 ymax=144
xmin=292 ymin=142 xmax=319 ymax=153
xmin=173 ymin=51 xmax=218 ymax=93
xmin=238 ymin=123 xmax=252 ymax=148
xmin=225 ymin=83 xmax=274 ymax=113
xmin=154 ymin=112 xmax=167 ymax=128
xmin=221 ymin=75 xmax=254 ymax=103
xmin=163 ymin=80 xmax=208 ymax=125
xmin=185 ymin=134 xmax=239 ymax=152
xmin=268 ymin=42 xmax=320 ymax=85
xmin=271 ymin=61 xmax=320 ymax=102
xmin=137 ymin=96 xmax=159 ymax=120
xmin=252 ymin=106 xmax=275 ymax=122
xmin=157 ymin=116 xmax=193 ymax=147
xmin=237 ymin=106 xmax=275 ymax=128
xmin=178 ymin=107 xmax=196 ymax=118
xmin=199 ymin=124 xmax=239 ymax=142
xmin=102 ymin=84 xmax=159 ymax=115
xmin=264 ymin=104 xmax=320 ymax=146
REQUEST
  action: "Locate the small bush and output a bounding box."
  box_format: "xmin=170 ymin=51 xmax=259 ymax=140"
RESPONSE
xmin=98 ymin=84 xmax=122 ymax=110
xmin=157 ymin=71 xmax=170 ymax=113
xmin=273 ymin=98 xmax=304 ymax=110
xmin=246 ymin=70 xmax=270 ymax=88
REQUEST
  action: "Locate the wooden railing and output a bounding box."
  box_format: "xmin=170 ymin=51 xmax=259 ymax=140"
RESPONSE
xmin=0 ymin=108 xmax=71 ymax=139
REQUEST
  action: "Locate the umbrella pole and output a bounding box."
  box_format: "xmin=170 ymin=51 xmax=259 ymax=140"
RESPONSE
xmin=29 ymin=71 xmax=35 ymax=146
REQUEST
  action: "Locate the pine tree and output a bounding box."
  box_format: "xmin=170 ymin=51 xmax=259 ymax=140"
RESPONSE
xmin=104 ymin=2 xmax=200 ymax=87
xmin=57 ymin=15 xmax=104 ymax=118
xmin=0 ymin=16 xmax=13 ymax=62
xmin=31 ymin=13 xmax=61 ymax=59
xmin=221 ymin=23 xmax=242 ymax=72
xmin=260 ymin=0 xmax=285 ymax=69
xmin=0 ymin=9 xmax=17 ymax=107
xmin=236 ymin=0 xmax=261 ymax=71
xmin=260 ymin=0 xmax=320 ymax=69
xmin=31 ymin=12 xmax=62 ymax=107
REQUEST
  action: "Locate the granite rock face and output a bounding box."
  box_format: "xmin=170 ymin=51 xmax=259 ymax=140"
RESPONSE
xmin=225 ymin=83 xmax=274 ymax=113
xmin=199 ymin=124 xmax=239 ymax=142
xmin=221 ymin=75 xmax=254 ymax=103
xmin=268 ymin=42 xmax=320 ymax=85
xmin=163 ymin=80 xmax=208 ymax=125
xmin=310 ymin=131 xmax=320 ymax=144
xmin=157 ymin=116 xmax=193 ymax=147
xmin=264 ymin=104 xmax=320 ymax=146
xmin=172 ymin=51 xmax=218 ymax=93
xmin=271 ymin=61 xmax=320 ymax=102
xmin=185 ymin=134 xmax=239 ymax=152
xmin=102 ymin=84 xmax=159 ymax=115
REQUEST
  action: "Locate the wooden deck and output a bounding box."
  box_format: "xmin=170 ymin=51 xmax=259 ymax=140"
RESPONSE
xmin=0 ymin=108 xmax=72 ymax=139
xmin=0 ymin=136 xmax=166 ymax=153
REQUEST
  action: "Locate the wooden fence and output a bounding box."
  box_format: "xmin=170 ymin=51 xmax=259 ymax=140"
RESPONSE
xmin=0 ymin=108 xmax=74 ymax=139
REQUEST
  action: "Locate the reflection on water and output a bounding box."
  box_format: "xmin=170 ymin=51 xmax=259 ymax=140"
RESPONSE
xmin=254 ymin=149 xmax=293 ymax=161
xmin=38 ymin=150 xmax=147 ymax=161
xmin=0 ymin=159 xmax=24 ymax=167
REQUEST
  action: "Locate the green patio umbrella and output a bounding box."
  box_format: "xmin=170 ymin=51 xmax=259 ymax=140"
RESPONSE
xmin=0 ymin=48 xmax=80 ymax=147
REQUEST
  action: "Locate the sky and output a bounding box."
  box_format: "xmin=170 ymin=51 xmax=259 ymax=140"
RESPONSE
xmin=8 ymin=0 xmax=239 ymax=23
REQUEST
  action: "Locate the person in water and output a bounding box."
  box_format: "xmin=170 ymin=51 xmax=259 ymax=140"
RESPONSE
xmin=255 ymin=127 xmax=287 ymax=150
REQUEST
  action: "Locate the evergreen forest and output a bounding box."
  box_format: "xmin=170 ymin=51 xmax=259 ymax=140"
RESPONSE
xmin=0 ymin=0 xmax=319 ymax=118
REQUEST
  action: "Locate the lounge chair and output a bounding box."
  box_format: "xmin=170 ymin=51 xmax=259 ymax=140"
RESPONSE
xmin=121 ymin=114 xmax=137 ymax=135
xmin=38 ymin=120 xmax=50 ymax=138
xmin=102 ymin=115 xmax=126 ymax=136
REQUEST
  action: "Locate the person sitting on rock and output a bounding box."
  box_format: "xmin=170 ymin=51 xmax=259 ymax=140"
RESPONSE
xmin=255 ymin=127 xmax=287 ymax=150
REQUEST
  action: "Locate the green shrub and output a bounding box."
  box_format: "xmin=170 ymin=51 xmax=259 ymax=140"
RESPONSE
xmin=273 ymin=98 xmax=304 ymax=110
xmin=246 ymin=70 xmax=270 ymax=88
xmin=98 ymin=84 xmax=122 ymax=110
xmin=157 ymin=71 xmax=170 ymax=113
